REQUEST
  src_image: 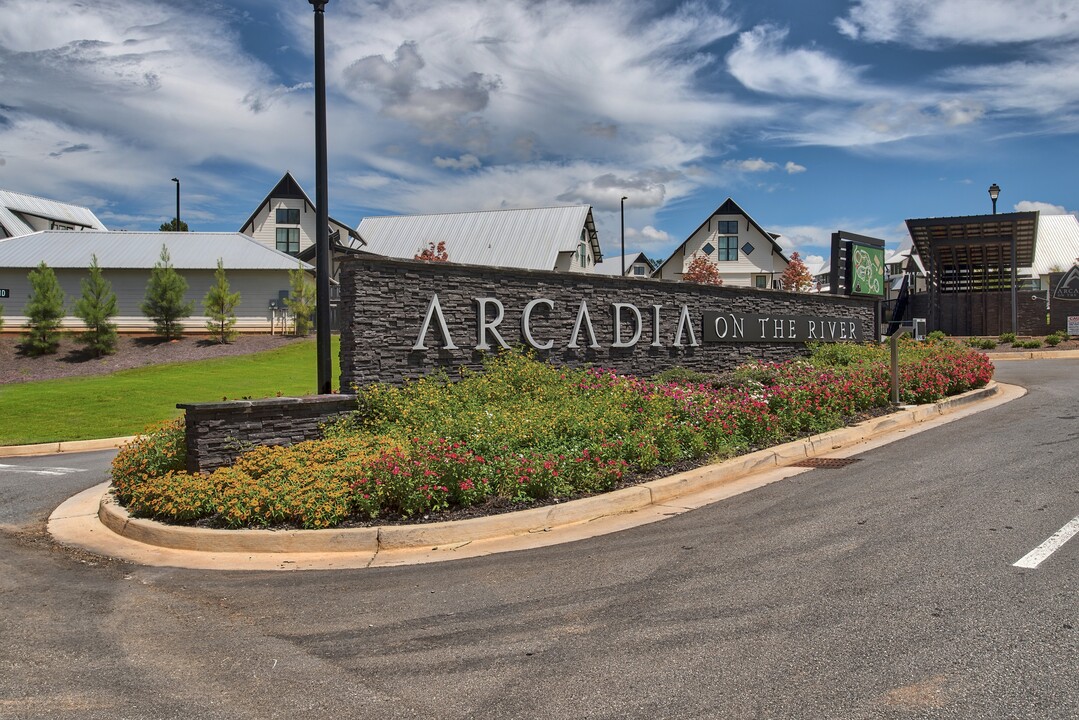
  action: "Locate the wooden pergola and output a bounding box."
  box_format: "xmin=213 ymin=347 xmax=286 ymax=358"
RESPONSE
xmin=906 ymin=212 xmax=1038 ymax=335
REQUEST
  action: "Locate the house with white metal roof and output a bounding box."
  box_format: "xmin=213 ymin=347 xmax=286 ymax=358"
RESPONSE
xmin=0 ymin=231 xmax=311 ymax=333
xmin=1030 ymin=213 xmax=1079 ymax=283
xmin=653 ymin=198 xmax=790 ymax=288
xmin=593 ymin=252 xmax=653 ymax=278
xmin=0 ymin=188 xmax=107 ymax=239
xmin=356 ymin=205 xmax=602 ymax=273
xmin=239 ymin=171 xmax=363 ymax=258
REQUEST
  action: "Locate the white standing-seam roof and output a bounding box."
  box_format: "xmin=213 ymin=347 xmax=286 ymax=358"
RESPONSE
xmin=1032 ymin=213 xmax=1079 ymax=275
xmin=0 ymin=231 xmax=312 ymax=271
xmin=593 ymin=252 xmax=651 ymax=276
xmin=0 ymin=189 xmax=107 ymax=236
xmin=357 ymin=205 xmax=601 ymax=270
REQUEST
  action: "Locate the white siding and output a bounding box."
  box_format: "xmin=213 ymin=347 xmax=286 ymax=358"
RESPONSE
xmin=0 ymin=267 xmax=296 ymax=332
xmin=247 ymin=199 xmax=317 ymax=256
xmin=680 ymin=214 xmax=786 ymax=286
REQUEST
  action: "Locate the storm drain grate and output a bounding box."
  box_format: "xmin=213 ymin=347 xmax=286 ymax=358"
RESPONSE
xmin=790 ymin=457 xmax=862 ymax=469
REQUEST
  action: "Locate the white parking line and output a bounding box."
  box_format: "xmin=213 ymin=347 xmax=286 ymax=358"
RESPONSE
xmin=0 ymin=463 xmax=88 ymax=476
xmin=1013 ymin=515 xmax=1079 ymax=569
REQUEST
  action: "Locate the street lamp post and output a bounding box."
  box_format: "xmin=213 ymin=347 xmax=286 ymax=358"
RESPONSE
xmin=310 ymin=0 xmax=332 ymax=395
xmin=170 ymin=177 xmax=180 ymax=230
xmin=620 ymin=196 xmax=628 ymax=276
xmin=988 ymin=183 xmax=1000 ymax=215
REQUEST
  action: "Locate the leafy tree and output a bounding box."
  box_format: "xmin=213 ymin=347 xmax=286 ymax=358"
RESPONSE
xmin=415 ymin=241 xmax=449 ymax=261
xmin=141 ymin=244 xmax=193 ymax=340
xmin=683 ymin=254 xmax=723 ymax=285
xmin=285 ymin=263 xmax=317 ymax=336
xmin=203 ymin=258 xmax=241 ymax=343
xmin=22 ymin=261 xmax=66 ymax=356
xmin=73 ymin=254 xmax=119 ymax=356
xmin=780 ymin=251 xmax=813 ymax=292
xmin=159 ymin=218 xmax=190 ymax=232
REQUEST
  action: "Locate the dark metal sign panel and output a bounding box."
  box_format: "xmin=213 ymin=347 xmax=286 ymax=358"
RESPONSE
xmin=702 ymin=312 xmax=863 ymax=343
xmin=1053 ymin=266 xmax=1079 ymax=301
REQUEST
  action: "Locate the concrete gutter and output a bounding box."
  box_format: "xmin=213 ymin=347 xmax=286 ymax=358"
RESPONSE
xmin=48 ymin=381 xmax=1024 ymax=571
xmin=0 ymin=436 xmax=136 ymax=458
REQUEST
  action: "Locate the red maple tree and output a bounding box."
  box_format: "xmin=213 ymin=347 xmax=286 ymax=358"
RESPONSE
xmin=683 ymin=255 xmax=723 ymax=285
xmin=780 ymin=251 xmax=813 ymax=292
xmin=415 ymin=241 xmax=449 ymax=262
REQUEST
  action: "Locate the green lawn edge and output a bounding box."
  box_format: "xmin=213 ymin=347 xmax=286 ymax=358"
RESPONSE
xmin=0 ymin=337 xmax=341 ymax=445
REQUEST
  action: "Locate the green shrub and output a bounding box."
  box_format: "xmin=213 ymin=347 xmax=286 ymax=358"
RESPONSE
xmin=110 ymin=418 xmax=187 ymax=504
xmin=1020 ymin=339 xmax=1043 ymax=348
xmin=998 ymin=332 xmax=1016 ymax=344
xmin=926 ymin=330 xmax=948 ymax=342
xmin=965 ymin=337 xmax=997 ymax=350
xmin=1044 ymin=333 xmax=1062 ymax=347
xmin=653 ymin=367 xmax=713 ymax=385
xmin=113 ymin=345 xmax=995 ymax=529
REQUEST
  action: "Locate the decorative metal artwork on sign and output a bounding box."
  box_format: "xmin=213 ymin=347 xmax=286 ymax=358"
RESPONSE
xmin=790 ymin=457 xmax=863 ymax=468
xmin=1053 ymin=266 xmax=1079 ymax=301
xmin=850 ymin=242 xmax=885 ymax=297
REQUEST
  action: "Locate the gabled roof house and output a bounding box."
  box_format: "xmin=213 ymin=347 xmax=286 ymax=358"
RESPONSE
xmin=0 ymin=188 xmax=107 ymax=238
xmin=239 ymin=171 xmax=364 ymax=261
xmin=593 ymin=252 xmax=653 ymax=278
xmin=654 ymin=198 xmax=789 ymax=288
xmin=356 ymin=205 xmax=603 ymax=273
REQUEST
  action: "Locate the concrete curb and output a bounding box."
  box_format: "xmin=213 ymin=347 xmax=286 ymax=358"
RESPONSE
xmin=90 ymin=382 xmax=1004 ymax=556
xmin=989 ymin=349 xmax=1079 ymax=361
xmin=0 ymin=436 xmax=136 ymax=458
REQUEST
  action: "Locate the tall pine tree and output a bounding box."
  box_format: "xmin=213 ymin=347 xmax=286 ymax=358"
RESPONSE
xmin=22 ymin=261 xmax=66 ymax=356
xmin=74 ymin=254 xmax=119 ymax=356
xmin=203 ymin=259 xmax=241 ymax=343
xmin=141 ymin=244 xmax=193 ymax=340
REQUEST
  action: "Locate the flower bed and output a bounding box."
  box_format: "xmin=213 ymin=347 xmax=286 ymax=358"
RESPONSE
xmin=111 ymin=338 xmax=993 ymax=529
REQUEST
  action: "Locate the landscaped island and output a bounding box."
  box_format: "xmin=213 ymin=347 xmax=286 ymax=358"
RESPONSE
xmin=110 ymin=338 xmax=993 ymax=530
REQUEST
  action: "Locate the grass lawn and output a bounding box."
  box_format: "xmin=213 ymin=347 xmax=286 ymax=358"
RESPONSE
xmin=0 ymin=337 xmax=341 ymax=445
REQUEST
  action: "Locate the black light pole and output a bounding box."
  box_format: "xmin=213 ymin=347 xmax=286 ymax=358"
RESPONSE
xmin=170 ymin=177 xmax=180 ymax=230
xmin=620 ymin=196 xmax=628 ymax=276
xmin=988 ymin=183 xmax=1000 ymax=215
xmin=310 ymin=0 xmax=332 ymax=395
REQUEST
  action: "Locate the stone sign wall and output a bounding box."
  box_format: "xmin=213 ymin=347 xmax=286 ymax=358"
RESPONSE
xmin=339 ymin=256 xmax=878 ymax=388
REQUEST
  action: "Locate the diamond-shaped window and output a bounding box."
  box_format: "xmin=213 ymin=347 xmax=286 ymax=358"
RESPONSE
xmin=702 ymin=242 xmax=715 ymax=255
xmin=741 ymin=242 xmax=754 ymax=256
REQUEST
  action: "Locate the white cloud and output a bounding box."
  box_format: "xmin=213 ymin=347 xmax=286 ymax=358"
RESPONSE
xmin=433 ymin=154 xmax=481 ymax=170
xmin=784 ymin=161 xmax=807 ymax=174
xmin=727 ymin=25 xmax=877 ymax=100
xmin=837 ymin=0 xmax=1079 ymax=47
xmin=1014 ymin=200 xmax=1073 ymax=214
xmin=729 ymin=158 xmax=778 ymax=173
xmin=623 ymin=224 xmax=673 ymax=253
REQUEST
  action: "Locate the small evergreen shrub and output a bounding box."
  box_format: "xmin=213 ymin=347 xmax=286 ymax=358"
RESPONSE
xmin=203 ymin=259 xmax=241 ymax=343
xmin=285 ymin=264 xmax=316 ymax=336
xmin=998 ymin=332 xmax=1016 ymax=344
xmin=926 ymin=330 xmax=948 ymax=342
xmin=141 ymin=245 xmax=193 ymax=340
xmin=22 ymin=261 xmax=66 ymax=356
xmin=1044 ymin=333 xmax=1062 ymax=347
xmin=74 ymin=254 xmax=119 ymax=357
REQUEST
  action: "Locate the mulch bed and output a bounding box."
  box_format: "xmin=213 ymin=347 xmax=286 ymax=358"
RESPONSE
xmin=0 ymin=333 xmax=308 ymax=385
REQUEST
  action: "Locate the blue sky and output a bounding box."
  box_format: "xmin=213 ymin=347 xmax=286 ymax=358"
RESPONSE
xmin=2 ymin=0 xmax=1078 ymax=269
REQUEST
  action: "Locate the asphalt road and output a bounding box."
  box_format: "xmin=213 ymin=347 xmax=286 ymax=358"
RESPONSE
xmin=1 ymin=360 xmax=1075 ymax=719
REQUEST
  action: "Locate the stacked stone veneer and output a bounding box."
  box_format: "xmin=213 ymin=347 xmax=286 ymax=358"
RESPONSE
xmin=178 ymin=395 xmax=355 ymax=474
xmin=339 ymin=256 xmax=878 ymax=387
